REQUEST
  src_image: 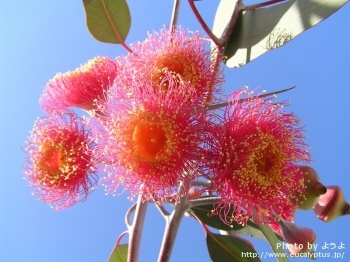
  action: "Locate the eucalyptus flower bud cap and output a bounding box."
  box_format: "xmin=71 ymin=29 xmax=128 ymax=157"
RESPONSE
xmin=297 ymin=166 xmax=327 ymax=210
xmin=313 ymin=185 xmax=350 ymax=222
xmin=187 ymin=187 xmax=201 ymax=200
xmin=279 ymin=218 xmax=316 ymax=256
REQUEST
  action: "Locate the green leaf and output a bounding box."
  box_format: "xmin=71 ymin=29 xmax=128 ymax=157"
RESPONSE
xmin=212 ymin=0 xmax=349 ymax=68
xmin=206 ymin=232 xmax=261 ymax=262
xmin=108 ymin=243 xmax=128 ymax=262
xmin=191 ymin=204 xmax=283 ymax=241
xmin=83 ymin=0 xmax=131 ymax=44
xmin=191 ymin=204 xmax=234 ymax=231
xmin=258 ymin=224 xmax=288 ymax=262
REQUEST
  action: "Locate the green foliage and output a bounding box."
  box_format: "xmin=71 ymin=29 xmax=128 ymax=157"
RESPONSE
xmin=206 ymin=232 xmax=261 ymax=262
xmin=83 ymin=0 xmax=131 ymax=44
xmin=258 ymin=224 xmax=288 ymax=262
xmin=191 ymin=204 xmax=283 ymax=241
xmin=213 ymin=0 xmax=349 ymax=68
xmin=191 ymin=204 xmax=233 ymax=231
xmin=109 ymin=244 xmax=128 ymax=262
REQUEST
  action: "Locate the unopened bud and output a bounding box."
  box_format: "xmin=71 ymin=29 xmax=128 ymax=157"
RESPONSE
xmin=313 ymin=185 xmax=350 ymax=222
xmin=279 ymin=218 xmax=316 ymax=256
xmin=297 ymin=166 xmax=327 ymax=210
xmin=187 ymin=187 xmax=201 ymax=200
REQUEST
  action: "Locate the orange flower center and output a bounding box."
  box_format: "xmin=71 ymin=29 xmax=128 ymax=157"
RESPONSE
xmin=132 ymin=123 xmax=167 ymax=162
xmin=39 ymin=145 xmax=66 ymax=172
xmin=153 ymin=54 xmax=186 ymax=84
xmin=34 ymin=130 xmax=90 ymax=189
xmin=255 ymin=148 xmax=275 ymax=174
xmin=229 ymin=130 xmax=287 ymax=203
xmin=49 ymin=148 xmax=65 ymax=170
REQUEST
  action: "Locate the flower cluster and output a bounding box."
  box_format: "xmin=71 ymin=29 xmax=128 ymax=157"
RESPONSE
xmin=24 ymin=27 xmax=312 ymax=228
xmin=25 ymin=56 xmax=118 ymax=209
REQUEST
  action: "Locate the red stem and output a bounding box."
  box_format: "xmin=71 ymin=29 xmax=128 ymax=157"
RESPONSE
xmin=100 ymin=0 xmax=133 ymax=53
xmin=188 ymin=0 xmax=220 ymax=46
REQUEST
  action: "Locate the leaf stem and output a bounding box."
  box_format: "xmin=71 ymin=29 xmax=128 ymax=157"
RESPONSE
xmin=127 ymin=196 xmax=148 ymax=262
xmin=188 ymin=0 xmax=220 ymax=46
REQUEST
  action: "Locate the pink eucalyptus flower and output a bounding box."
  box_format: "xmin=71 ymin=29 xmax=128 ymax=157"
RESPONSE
xmin=205 ymin=88 xmax=310 ymax=225
xmin=89 ymin=73 xmax=207 ymax=203
xmin=313 ymin=185 xmax=350 ymax=222
xmin=125 ymin=26 xmax=223 ymax=106
xmin=24 ymin=111 xmax=98 ymax=210
xmin=40 ymin=56 xmax=119 ymax=113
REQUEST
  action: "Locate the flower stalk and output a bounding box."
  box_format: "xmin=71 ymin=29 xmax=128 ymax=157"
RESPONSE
xmin=157 ymin=180 xmax=191 ymax=262
xmin=127 ymin=196 xmax=148 ymax=262
xmin=170 ymin=0 xmax=181 ymax=30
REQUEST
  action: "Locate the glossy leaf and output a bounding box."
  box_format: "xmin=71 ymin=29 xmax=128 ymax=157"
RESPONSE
xmin=191 ymin=204 xmax=283 ymax=241
xmin=212 ymin=0 xmax=349 ymax=68
xmin=206 ymin=232 xmax=261 ymax=262
xmin=191 ymin=204 xmax=233 ymax=231
xmin=258 ymin=224 xmax=288 ymax=262
xmin=109 ymin=244 xmax=128 ymax=262
xmin=83 ymin=0 xmax=131 ymax=44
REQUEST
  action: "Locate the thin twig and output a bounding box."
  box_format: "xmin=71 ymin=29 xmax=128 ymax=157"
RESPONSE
xmin=125 ymin=203 xmax=137 ymax=229
xmin=218 ymin=0 xmax=243 ymax=49
xmin=114 ymin=231 xmax=129 ymax=262
xmin=191 ymin=180 xmax=211 ymax=188
xmin=170 ymin=0 xmax=181 ymax=30
xmin=244 ymin=0 xmax=287 ymax=11
xmin=207 ymin=86 xmax=296 ymax=111
xmin=127 ymin=196 xmax=148 ymax=262
xmin=188 ymin=0 xmax=220 ymax=46
xmin=219 ymin=0 xmax=287 ymax=49
xmin=156 ymin=204 xmax=171 ymax=217
xmin=189 ymin=196 xmax=221 ymax=208
xmin=157 ymin=180 xmax=191 ymax=262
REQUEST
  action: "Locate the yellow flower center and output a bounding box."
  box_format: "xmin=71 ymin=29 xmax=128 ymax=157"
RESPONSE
xmin=152 ymin=54 xmax=186 ymax=84
xmin=230 ymin=130 xmax=287 ymax=202
xmin=132 ymin=123 xmax=167 ymax=162
xmin=255 ymin=148 xmax=275 ymax=174
xmin=39 ymin=144 xmax=65 ymax=172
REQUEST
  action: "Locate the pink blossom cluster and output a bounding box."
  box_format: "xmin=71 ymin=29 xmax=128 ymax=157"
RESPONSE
xmin=24 ymin=27 xmax=313 ymax=227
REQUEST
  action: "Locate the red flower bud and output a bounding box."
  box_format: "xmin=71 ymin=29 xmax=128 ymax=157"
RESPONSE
xmin=313 ymin=185 xmax=350 ymax=222
xmin=187 ymin=187 xmax=201 ymax=200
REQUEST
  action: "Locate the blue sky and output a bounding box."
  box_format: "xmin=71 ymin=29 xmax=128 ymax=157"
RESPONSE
xmin=1 ymin=1 xmax=350 ymax=261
